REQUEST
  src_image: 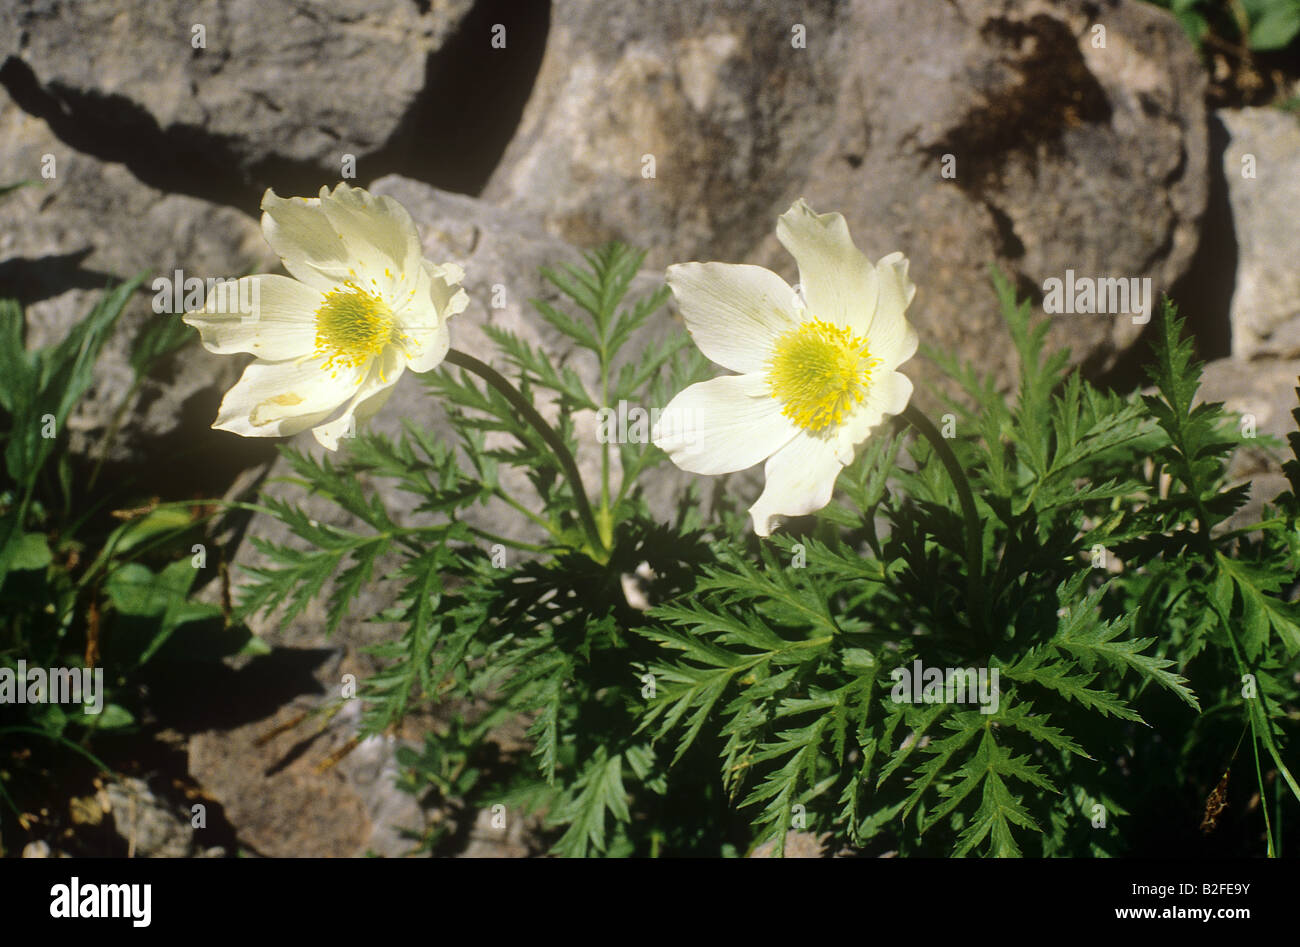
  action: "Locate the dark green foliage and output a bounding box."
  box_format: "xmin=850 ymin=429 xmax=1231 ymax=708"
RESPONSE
xmin=243 ymin=247 xmax=1299 ymax=857
xmin=1149 ymin=0 xmax=1300 ymax=52
xmin=239 ymin=244 xmax=739 ymax=855
xmin=644 ymin=276 xmax=1298 ymax=857
xmin=0 ymin=280 xmax=255 ymax=845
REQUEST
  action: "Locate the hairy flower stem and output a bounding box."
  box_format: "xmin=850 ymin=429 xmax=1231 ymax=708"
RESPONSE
xmin=903 ymin=405 xmax=987 ymax=638
xmin=444 ymin=348 xmax=607 ymax=561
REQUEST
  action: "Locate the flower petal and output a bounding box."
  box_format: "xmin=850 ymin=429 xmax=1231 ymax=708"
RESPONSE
xmin=312 ymin=349 xmax=406 ymax=450
xmin=748 ymin=431 xmax=845 ymax=536
xmin=213 ymin=357 xmax=364 ymax=439
xmin=866 ymin=252 xmax=919 ymax=370
xmin=394 ymin=261 xmax=466 ymax=373
xmin=775 ymin=199 xmax=879 ymax=334
xmin=666 ymin=262 xmax=799 ymax=374
xmin=424 ymin=261 xmax=469 ymax=320
xmin=183 ymin=275 xmax=320 ymax=359
xmin=320 ymin=183 xmax=424 ymax=289
xmin=260 ymin=190 xmax=353 ymax=291
xmin=836 ymin=369 xmax=914 ymax=463
xmin=401 ymin=312 xmax=451 ymax=373
xmin=652 ymin=372 xmax=799 ymax=475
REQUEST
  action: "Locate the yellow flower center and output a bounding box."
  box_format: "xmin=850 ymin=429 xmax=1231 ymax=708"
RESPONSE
xmin=766 ymin=318 xmax=880 ymax=432
xmin=313 ymin=282 xmax=398 ymax=372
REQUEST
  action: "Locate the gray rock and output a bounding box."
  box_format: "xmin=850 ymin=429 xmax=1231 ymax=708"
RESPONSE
xmin=2 ymin=0 xmax=476 ymax=192
xmin=104 ymin=775 xmax=220 ymax=858
xmin=0 ymin=89 xmax=279 ymax=462
xmin=1199 ymin=356 xmax=1300 ymax=527
xmin=458 ymin=803 xmax=543 ymax=858
xmin=187 ymin=698 xmax=376 ymax=858
xmin=333 ymin=719 xmax=427 ymax=858
xmin=1201 ymin=357 xmax=1300 ymax=443
xmin=485 ymin=0 xmax=1209 ymax=388
xmin=1218 ymin=108 xmax=1300 ymax=360
xmin=369 ymin=174 xmax=691 ymax=529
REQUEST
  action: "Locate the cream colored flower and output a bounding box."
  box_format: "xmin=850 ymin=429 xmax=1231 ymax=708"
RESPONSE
xmin=185 ymin=182 xmax=468 ymax=450
xmin=652 ymin=200 xmax=918 ymax=536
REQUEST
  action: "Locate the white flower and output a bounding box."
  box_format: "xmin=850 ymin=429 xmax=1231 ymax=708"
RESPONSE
xmin=184 ymin=182 xmax=469 ymax=450
xmin=652 ymin=199 xmax=918 ymax=536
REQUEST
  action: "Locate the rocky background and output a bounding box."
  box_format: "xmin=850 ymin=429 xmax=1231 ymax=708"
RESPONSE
xmin=2 ymin=0 xmax=1298 ymax=857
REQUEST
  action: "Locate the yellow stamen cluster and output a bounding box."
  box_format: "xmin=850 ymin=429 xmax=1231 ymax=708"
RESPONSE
xmin=313 ymin=282 xmax=398 ymax=373
xmin=766 ymin=317 xmax=879 ymax=432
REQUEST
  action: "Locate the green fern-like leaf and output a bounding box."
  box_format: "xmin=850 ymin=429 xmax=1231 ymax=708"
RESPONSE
xmin=549 ymin=746 xmax=633 ymax=857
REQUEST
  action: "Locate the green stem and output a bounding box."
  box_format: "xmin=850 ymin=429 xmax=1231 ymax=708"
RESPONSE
xmin=443 ymin=348 xmax=607 ymax=560
xmin=466 ymin=525 xmax=548 ymax=554
xmin=492 ymin=487 xmax=561 ymax=539
xmin=1218 ymin=516 xmax=1287 ymax=541
xmin=598 ymin=335 xmax=614 ymax=549
xmin=1204 ymin=557 xmax=1300 ymax=835
xmin=903 ymin=405 xmax=986 ymax=637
